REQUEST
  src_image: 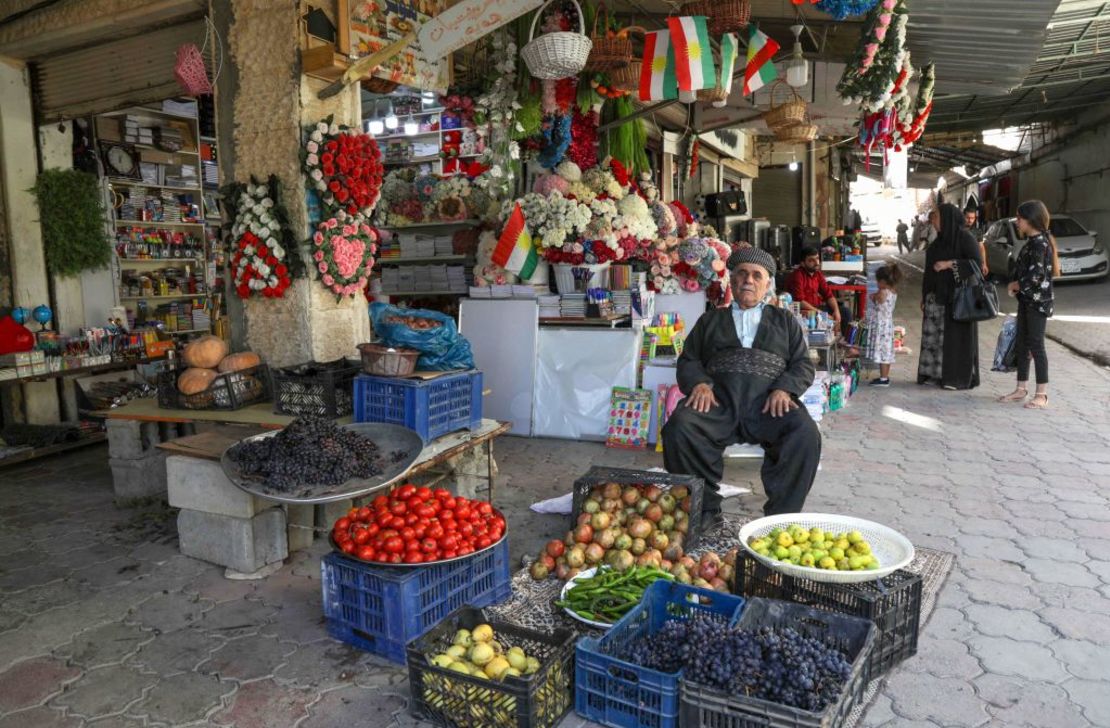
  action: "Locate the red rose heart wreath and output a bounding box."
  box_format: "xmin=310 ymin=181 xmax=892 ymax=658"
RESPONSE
xmin=303 ymin=116 xmax=384 ymax=218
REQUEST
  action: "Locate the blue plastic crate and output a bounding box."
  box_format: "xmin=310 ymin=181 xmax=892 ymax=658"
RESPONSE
xmin=575 ymin=581 xmax=746 ymax=728
xmin=353 ymin=370 xmax=483 ymax=443
xmin=322 ymin=537 xmax=511 ymax=665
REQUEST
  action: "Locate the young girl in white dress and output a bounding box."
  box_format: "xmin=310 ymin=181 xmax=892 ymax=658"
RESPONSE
xmin=865 ymin=263 xmax=902 ymax=386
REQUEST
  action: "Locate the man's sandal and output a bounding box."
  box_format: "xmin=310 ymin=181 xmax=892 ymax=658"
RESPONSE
xmin=1024 ymin=394 xmax=1049 ymax=409
xmin=998 ymin=388 xmax=1027 ymax=403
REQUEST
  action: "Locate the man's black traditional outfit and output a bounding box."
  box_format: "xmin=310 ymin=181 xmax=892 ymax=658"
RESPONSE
xmin=662 ymin=248 xmax=820 ymax=518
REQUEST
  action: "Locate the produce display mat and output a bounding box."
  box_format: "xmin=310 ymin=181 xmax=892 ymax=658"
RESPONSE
xmin=220 ymin=422 xmax=424 ymax=504
xmin=489 ymin=513 xmax=956 ymax=727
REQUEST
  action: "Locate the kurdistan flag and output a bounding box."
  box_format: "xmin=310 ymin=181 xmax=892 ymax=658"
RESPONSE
xmin=667 ymin=16 xmax=714 ymax=92
xmin=743 ymin=24 xmax=780 ymax=96
xmin=639 ymin=29 xmax=678 ymax=102
xmin=718 ymin=32 xmax=739 ymax=96
xmin=491 ymin=203 xmax=537 ymax=279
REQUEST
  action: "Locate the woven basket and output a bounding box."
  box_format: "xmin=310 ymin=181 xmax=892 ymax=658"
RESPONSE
xmin=609 ymin=26 xmax=645 ymax=91
xmin=697 ymin=86 xmax=731 ymax=106
xmin=762 ymin=80 xmax=808 ymax=131
xmin=585 ymin=3 xmax=632 ymax=72
xmin=775 ymin=121 xmax=819 ymax=144
xmin=522 ymin=0 xmax=593 ymax=80
xmin=174 ymin=43 xmax=211 ymax=95
xmin=684 ymin=0 xmax=751 ymax=36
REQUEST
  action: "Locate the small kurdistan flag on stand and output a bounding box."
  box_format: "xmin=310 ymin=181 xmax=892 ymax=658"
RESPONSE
xmin=743 ymin=23 xmax=780 ymax=96
xmin=667 ymin=16 xmax=715 ymax=92
xmin=492 ymin=202 xmax=537 ymax=279
xmin=639 ymin=29 xmax=678 ymax=101
xmin=718 ymin=32 xmax=739 ymax=96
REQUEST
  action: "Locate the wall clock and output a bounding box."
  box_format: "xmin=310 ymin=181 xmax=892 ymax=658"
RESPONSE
xmin=99 ymin=141 xmax=141 ymax=180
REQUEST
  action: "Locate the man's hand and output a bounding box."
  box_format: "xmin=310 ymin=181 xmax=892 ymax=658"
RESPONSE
xmin=762 ymin=389 xmax=798 ymax=418
xmin=1007 ymin=281 xmax=1020 ymax=297
xmin=933 ymin=260 xmax=955 ymax=272
xmin=684 ymin=383 xmax=719 ymax=413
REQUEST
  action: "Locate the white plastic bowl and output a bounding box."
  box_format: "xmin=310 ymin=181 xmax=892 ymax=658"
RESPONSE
xmin=738 ymin=513 xmax=915 ymax=584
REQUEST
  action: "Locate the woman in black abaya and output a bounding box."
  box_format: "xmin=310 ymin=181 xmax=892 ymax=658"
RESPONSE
xmin=918 ymin=203 xmax=983 ymax=390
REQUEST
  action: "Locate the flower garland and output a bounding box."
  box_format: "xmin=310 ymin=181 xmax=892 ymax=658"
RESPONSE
xmin=225 ymin=176 xmax=297 ymax=299
xmin=895 ymin=62 xmax=935 ymax=147
xmin=474 ymin=30 xmax=521 ymax=203
xmin=837 ymin=0 xmax=909 ymax=112
xmin=813 ymin=0 xmax=881 ymax=20
xmin=310 ymin=209 xmax=378 ymax=299
xmin=303 ymin=116 xmax=384 ymax=217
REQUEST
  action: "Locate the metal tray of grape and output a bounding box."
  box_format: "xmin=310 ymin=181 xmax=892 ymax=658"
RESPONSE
xmin=739 ymin=513 xmax=915 ymax=584
xmin=327 ymin=527 xmax=507 ymax=568
xmin=220 ymin=422 xmax=424 ymax=505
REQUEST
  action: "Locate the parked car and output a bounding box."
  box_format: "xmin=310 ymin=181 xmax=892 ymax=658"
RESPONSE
xmin=983 ymin=214 xmax=1109 ymax=282
xmin=861 ymin=221 xmax=883 ymax=247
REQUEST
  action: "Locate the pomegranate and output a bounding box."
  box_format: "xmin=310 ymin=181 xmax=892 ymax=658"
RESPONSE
xmin=602 ymin=482 xmax=622 ymax=500
xmin=636 ymin=498 xmax=651 ymax=515
xmin=643 ymin=485 xmax=663 ymax=502
xmin=698 ymin=561 xmax=719 ymax=581
xmin=650 ymin=531 xmax=669 ymax=550
xmin=541 ymin=554 xmax=556 ymax=570
xmin=671 ymin=485 xmax=689 ymax=501
xmin=546 ymin=540 xmax=566 ymax=558
xmin=574 ymin=524 xmax=594 ymax=544
xmin=658 ymin=514 xmax=675 ymax=532
xmin=658 ymin=493 xmax=677 ymax=514
xmin=601 ymin=498 xmax=622 ymax=513
xmin=680 ymin=496 xmax=692 ymax=513
xmin=621 ymin=486 xmax=640 ymax=506
xmin=566 ymin=545 xmax=586 ymax=568
xmin=530 ymin=561 xmax=549 ymax=580
xmin=584 ymin=543 xmax=606 ymax=564
xmin=555 ymin=562 xmax=570 ymax=580
xmin=611 ymin=549 xmax=635 ymax=571
xmin=595 ymin=528 xmax=617 ymax=549
xmin=628 ymin=518 xmax=653 ymax=540
xmin=577 ymin=513 xmax=592 ymax=527
xmin=663 ymin=542 xmax=683 ymax=562
xmin=630 ymin=537 xmax=647 ymax=555
xmin=709 ymin=577 xmax=730 ymax=593
xmin=614 ymin=533 xmax=632 ymax=551
xmin=583 ymin=499 xmax=600 ymax=514
xmin=644 ymin=504 xmax=664 ymax=523
xmin=591 ymin=512 xmax=612 ymax=530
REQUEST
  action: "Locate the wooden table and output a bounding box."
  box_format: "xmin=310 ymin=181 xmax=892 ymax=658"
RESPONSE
xmin=97 ymin=400 xmax=328 ymax=429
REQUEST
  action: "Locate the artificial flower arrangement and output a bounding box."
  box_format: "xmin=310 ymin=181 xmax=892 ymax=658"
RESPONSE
xmin=224 ymin=176 xmax=298 ymax=299
xmin=473 ymin=30 xmax=522 ymax=204
xmin=310 ymin=209 xmax=378 ymax=299
xmin=302 ymin=116 xmax=384 ymax=217
xmin=837 ymin=0 xmax=909 ymax=112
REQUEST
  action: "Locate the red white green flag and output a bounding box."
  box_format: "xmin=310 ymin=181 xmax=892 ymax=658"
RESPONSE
xmin=667 ymin=16 xmax=714 ymax=92
xmin=639 ymin=29 xmax=678 ymax=102
xmin=492 ymin=202 xmax=537 ymax=279
xmin=718 ymin=32 xmax=740 ymax=96
xmin=743 ymin=23 xmax=780 ymax=96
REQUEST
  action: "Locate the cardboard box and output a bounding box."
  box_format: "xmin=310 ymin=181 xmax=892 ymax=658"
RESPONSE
xmin=95 ymin=117 xmax=121 ymax=142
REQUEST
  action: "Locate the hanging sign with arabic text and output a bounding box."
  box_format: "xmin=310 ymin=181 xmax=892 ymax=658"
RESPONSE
xmin=417 ymin=0 xmax=543 ymax=61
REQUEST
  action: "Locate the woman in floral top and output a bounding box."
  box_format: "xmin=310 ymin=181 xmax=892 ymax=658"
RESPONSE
xmin=999 ymin=200 xmax=1060 ymax=409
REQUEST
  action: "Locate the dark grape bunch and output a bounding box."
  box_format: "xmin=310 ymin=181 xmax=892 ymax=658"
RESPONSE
xmin=230 ymin=416 xmax=383 ymax=491
xmin=618 ymin=615 xmax=853 ymax=713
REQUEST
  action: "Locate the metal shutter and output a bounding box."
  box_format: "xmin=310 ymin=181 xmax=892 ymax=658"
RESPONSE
xmin=753 ymin=166 xmax=802 ymax=227
xmin=32 ymin=21 xmax=206 ymax=124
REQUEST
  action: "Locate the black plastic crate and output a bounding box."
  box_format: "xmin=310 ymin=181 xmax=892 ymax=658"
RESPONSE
xmin=157 ymin=362 xmax=271 ymax=411
xmin=734 ymin=553 xmax=922 ymax=681
xmin=407 ymin=606 xmax=576 ymax=728
xmin=680 ymin=598 xmax=877 ymax=728
xmin=271 ymin=358 xmax=360 ymax=417
xmin=570 ymin=466 xmax=706 ymax=550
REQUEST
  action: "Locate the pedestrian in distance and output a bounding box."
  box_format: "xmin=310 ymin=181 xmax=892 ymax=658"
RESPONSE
xmin=998 ymin=199 xmax=1060 ymax=409
xmin=964 ymin=201 xmax=989 ymax=278
xmin=864 ymin=263 xmax=903 ymax=386
xmin=896 ymin=219 xmax=909 ymax=255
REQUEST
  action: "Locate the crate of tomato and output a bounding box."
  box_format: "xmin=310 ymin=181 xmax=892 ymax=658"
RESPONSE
xmin=323 ymin=484 xmax=511 ymax=664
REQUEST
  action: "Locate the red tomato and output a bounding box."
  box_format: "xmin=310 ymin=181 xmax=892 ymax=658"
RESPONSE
xmin=404 ymin=514 xmax=419 ymax=526
xmin=421 ymin=538 xmax=438 ymax=553
xmin=366 ymin=523 xmax=380 ymax=537
xmin=357 ymin=545 xmax=375 ymax=561
xmin=389 ymin=553 xmax=403 ymax=564
xmin=459 ymin=523 xmax=474 ymax=538
xmin=372 ymin=495 xmax=389 ymax=509
xmin=389 ymin=501 xmax=408 ymax=516
xmin=489 ymin=527 xmax=503 ymax=542
xmin=455 ymin=505 xmax=472 ymax=520
xmin=384 ymin=516 xmax=401 ymax=529
xmin=415 ymin=504 xmax=437 ymax=520
xmin=415 ymin=486 xmax=433 ymax=500
xmin=433 ymin=488 xmax=451 ymax=500
xmin=427 ymin=524 xmax=445 ymax=540
xmin=443 ymin=550 xmax=458 ymax=559
xmin=413 ymin=524 xmax=428 ymax=539
xmin=400 ymin=527 xmax=416 ymax=541
xmin=396 ymin=484 xmax=417 ymax=500
xmin=380 ymin=528 xmax=399 ymax=541
xmin=341 ymin=541 xmax=357 ymax=555
xmin=440 ymin=496 xmax=457 ymax=511
xmin=440 ymin=510 xmax=455 ymax=523
xmin=356 ymin=506 xmax=373 ymax=522
xmin=353 ymin=527 xmax=371 ymax=545
xmin=476 ymin=536 xmax=492 ymax=549
xmin=334 ymin=531 xmax=351 ymax=545
xmin=384 ymin=537 xmax=404 ymax=554
xmin=404 ymin=552 xmax=424 ymax=564
xmin=439 ymin=534 xmax=458 ymax=551
xmin=376 ymin=512 xmax=394 ymax=528
xmin=334 ymin=517 xmax=351 ymax=532
xmin=457 ymin=545 xmax=474 ymax=556
xmin=406 ymin=540 xmax=422 ymax=554
xmin=469 ymin=510 xmax=482 ymax=523
xmin=477 ymin=502 xmax=493 ymax=516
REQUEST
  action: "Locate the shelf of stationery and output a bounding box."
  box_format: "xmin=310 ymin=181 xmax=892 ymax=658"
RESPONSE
xmin=378 ymin=290 xmax=468 ymax=297
xmin=383 ymin=220 xmax=479 ymax=229
xmin=114 ymin=220 xmax=206 ymax=228
xmin=117 ymin=257 xmax=205 ymax=264
xmin=119 ymin=293 xmax=208 ymax=300
xmin=378 ymin=255 xmax=469 ymax=265
xmin=108 ymin=180 xmax=202 ymax=193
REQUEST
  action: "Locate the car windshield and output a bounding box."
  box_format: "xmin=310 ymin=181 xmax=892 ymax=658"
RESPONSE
xmin=1049 ymin=218 xmax=1088 ymax=237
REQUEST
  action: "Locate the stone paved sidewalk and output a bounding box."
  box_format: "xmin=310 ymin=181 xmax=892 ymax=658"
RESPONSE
xmin=2 ymin=261 xmax=1110 ymax=727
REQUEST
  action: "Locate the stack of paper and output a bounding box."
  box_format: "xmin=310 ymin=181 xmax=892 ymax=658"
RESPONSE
xmin=447 ymin=265 xmax=467 ymax=292
xmin=469 ymin=286 xmax=492 ymax=298
xmin=538 ymin=294 xmax=561 ymax=318
xmin=612 ymin=289 xmax=632 ymax=315
xmin=163 ymin=99 xmax=199 ymax=117
xmin=434 ymin=236 xmax=454 ymax=255
xmin=560 ymin=294 xmax=586 ymax=319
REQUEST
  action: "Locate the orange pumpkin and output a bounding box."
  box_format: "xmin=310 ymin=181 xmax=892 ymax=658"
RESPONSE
xmin=182 ymin=335 xmax=229 ymax=369
xmin=218 ymin=352 xmax=261 ymax=373
xmin=177 ymin=367 xmax=218 ymax=395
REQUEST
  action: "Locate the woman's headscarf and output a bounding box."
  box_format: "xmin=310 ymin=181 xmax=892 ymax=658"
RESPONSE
xmin=935 ymin=203 xmax=965 ymax=253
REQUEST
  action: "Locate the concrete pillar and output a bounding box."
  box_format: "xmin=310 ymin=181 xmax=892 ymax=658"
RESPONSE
xmin=0 ymin=59 xmax=60 ymax=424
xmin=217 ymin=0 xmax=371 ymax=369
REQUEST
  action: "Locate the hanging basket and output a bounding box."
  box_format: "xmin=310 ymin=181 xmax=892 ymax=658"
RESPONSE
xmin=174 ymin=43 xmax=212 ymax=96
xmin=774 ymin=116 xmax=819 ymax=144
xmin=762 ymin=80 xmax=808 ymax=131
xmin=697 ymin=86 xmax=731 ymax=106
xmin=585 ymin=3 xmax=632 ymax=72
xmin=683 ymin=0 xmax=751 ymax=36
xmin=521 ymin=0 xmax=593 ymax=80
xmin=609 ymin=26 xmax=645 ymax=91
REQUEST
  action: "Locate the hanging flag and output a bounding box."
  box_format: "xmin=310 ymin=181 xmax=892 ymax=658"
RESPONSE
xmin=492 ymin=203 xmax=537 ymax=279
xmin=668 ymin=16 xmax=715 ymax=92
xmin=743 ymin=24 xmax=780 ymax=96
xmin=719 ymin=33 xmax=740 ymax=96
xmin=639 ymin=29 xmax=678 ymax=102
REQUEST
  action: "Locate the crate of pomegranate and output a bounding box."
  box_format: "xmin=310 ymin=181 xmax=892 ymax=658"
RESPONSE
xmin=679 ymin=597 xmax=877 ymax=728
xmin=575 ymin=580 xmax=745 ymax=728
xmin=734 ymin=551 xmax=922 ymax=681
xmin=570 ymin=467 xmax=706 ymax=556
xmin=407 ymin=606 xmax=576 ymax=728
xmin=323 ymin=487 xmax=512 ymax=664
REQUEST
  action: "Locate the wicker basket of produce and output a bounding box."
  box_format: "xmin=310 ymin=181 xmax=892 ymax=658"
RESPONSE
xmin=357 ymin=342 xmax=420 ymax=377
xmin=585 ymin=3 xmax=632 ymax=72
xmin=683 ymin=0 xmax=751 ymax=36
xmin=521 ymin=0 xmax=593 ymax=80
xmin=762 ymin=80 xmax=808 ymax=132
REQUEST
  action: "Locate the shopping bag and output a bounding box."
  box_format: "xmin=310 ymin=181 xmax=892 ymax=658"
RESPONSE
xmin=369 ymin=303 xmax=474 ymax=371
xmin=991 ymin=317 xmax=1018 ymax=372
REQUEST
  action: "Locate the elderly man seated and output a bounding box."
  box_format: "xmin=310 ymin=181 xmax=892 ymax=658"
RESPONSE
xmin=662 ymin=247 xmax=821 ymax=521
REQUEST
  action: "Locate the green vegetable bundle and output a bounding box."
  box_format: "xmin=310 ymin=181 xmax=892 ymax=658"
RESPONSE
xmin=555 ymin=566 xmax=673 ymax=624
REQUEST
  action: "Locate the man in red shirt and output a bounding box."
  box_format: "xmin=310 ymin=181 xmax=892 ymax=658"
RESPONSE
xmin=785 ymin=247 xmax=851 ymax=334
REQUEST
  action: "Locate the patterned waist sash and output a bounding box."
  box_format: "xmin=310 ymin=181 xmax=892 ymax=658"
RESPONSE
xmin=706 ymin=347 xmax=786 ymax=381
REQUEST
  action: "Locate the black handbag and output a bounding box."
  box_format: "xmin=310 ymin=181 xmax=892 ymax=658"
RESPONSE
xmin=951 ymin=263 xmax=999 ymax=322
xmin=704 ymin=191 xmax=747 ymax=217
